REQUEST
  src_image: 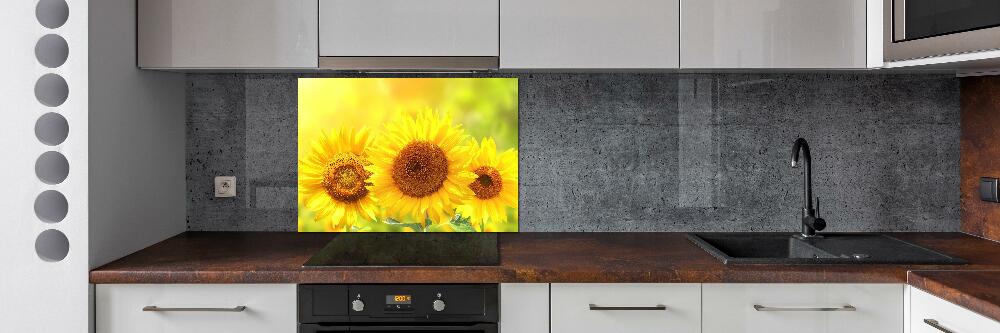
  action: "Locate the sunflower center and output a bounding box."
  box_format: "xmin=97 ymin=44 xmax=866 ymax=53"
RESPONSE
xmin=322 ymin=153 xmax=371 ymax=203
xmin=469 ymin=166 xmax=503 ymax=200
xmin=391 ymin=141 xmax=449 ymax=198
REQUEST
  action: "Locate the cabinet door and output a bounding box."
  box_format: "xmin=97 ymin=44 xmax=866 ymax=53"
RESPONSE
xmin=96 ymin=284 xmax=297 ymax=333
xmin=680 ymin=0 xmax=867 ymax=68
xmin=319 ymin=0 xmax=499 ymax=57
xmin=501 ymin=0 xmax=680 ymax=69
xmin=500 ymin=283 xmax=548 ymax=333
xmin=551 ymin=283 xmax=700 ymax=333
xmin=138 ymin=0 xmax=318 ymax=69
xmin=702 ymin=283 xmax=903 ymax=333
xmin=910 ymin=287 xmax=1000 ymax=333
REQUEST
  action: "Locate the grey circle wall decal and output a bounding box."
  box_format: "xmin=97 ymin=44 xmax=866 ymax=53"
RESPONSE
xmin=34 ymin=190 xmax=68 ymax=223
xmin=35 ymin=112 xmax=69 ymax=146
xmin=35 ymin=34 xmax=69 ymax=68
xmin=36 ymin=0 xmax=69 ymax=29
xmin=35 ymin=229 xmax=69 ymax=262
xmin=34 ymin=73 xmax=69 ymax=107
xmin=35 ymin=151 xmax=69 ymax=184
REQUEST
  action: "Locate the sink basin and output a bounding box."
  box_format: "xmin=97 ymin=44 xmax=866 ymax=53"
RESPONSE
xmin=687 ymin=233 xmax=966 ymax=265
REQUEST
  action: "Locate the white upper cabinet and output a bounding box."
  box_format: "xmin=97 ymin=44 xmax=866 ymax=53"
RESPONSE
xmin=501 ymin=0 xmax=680 ymax=69
xmin=137 ymin=0 xmax=318 ymax=69
xmin=680 ymin=0 xmax=871 ymax=69
xmin=319 ymin=0 xmax=500 ymax=57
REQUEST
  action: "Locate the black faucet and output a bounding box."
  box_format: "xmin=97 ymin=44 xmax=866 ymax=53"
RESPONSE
xmin=791 ymin=138 xmax=826 ymax=238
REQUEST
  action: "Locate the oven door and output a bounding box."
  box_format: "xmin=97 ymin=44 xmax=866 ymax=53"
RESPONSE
xmin=300 ymin=323 xmax=498 ymax=333
xmin=885 ymin=0 xmax=1000 ymax=61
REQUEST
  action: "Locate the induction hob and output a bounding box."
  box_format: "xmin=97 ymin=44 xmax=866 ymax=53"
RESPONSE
xmin=303 ymin=233 xmax=499 ymax=267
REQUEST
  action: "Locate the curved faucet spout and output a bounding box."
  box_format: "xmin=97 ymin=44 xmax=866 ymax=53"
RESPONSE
xmin=791 ymin=138 xmax=810 ymax=168
xmin=791 ymin=138 xmax=824 ymax=237
xmin=791 ymin=138 xmax=813 ymax=211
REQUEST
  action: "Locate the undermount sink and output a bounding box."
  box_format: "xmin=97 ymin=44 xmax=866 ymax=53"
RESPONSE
xmin=687 ymin=233 xmax=966 ymax=265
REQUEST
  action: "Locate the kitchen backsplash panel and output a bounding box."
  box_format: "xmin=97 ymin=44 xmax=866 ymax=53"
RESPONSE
xmin=186 ymin=73 xmax=960 ymax=232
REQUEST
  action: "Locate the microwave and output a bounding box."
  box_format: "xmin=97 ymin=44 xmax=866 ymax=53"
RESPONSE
xmin=884 ymin=0 xmax=1000 ymax=62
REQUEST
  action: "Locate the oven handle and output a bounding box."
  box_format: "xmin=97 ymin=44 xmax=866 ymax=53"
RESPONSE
xmin=299 ymin=323 xmax=497 ymax=333
xmin=349 ymin=323 xmax=497 ymax=332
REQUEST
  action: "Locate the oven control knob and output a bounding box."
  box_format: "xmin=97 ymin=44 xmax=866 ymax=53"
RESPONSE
xmin=351 ymin=299 xmax=365 ymax=312
xmin=432 ymin=299 xmax=446 ymax=312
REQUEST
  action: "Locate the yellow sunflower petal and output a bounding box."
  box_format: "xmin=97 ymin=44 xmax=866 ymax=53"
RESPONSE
xmin=298 ymin=127 xmax=378 ymax=231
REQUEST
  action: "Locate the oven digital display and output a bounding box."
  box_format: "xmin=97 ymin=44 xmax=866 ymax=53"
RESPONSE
xmin=386 ymin=295 xmax=412 ymax=304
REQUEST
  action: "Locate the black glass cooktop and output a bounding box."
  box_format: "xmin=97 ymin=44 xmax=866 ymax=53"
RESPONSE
xmin=303 ymin=233 xmax=499 ymax=267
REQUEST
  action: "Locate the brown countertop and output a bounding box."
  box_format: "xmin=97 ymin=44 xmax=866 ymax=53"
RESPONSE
xmin=90 ymin=232 xmax=1000 ymax=320
xmin=908 ymin=270 xmax=1000 ymax=322
xmin=91 ymin=232 xmax=1000 ymax=284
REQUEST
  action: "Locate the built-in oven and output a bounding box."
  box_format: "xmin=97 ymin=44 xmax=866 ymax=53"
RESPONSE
xmin=884 ymin=0 xmax=1000 ymax=61
xmin=298 ymin=284 xmax=498 ymax=333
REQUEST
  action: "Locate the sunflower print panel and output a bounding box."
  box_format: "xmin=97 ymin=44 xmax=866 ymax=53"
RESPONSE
xmin=298 ymin=78 xmax=518 ymax=232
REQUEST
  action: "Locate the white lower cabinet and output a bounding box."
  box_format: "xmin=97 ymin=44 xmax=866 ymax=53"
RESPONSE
xmin=500 ymin=283 xmax=549 ymax=333
xmin=551 ymin=283 xmax=701 ymax=333
xmin=96 ymin=284 xmax=297 ymax=333
xmin=702 ymin=283 xmax=903 ymax=333
xmin=910 ymin=286 xmax=1000 ymax=333
xmin=94 ymin=282 xmax=998 ymax=333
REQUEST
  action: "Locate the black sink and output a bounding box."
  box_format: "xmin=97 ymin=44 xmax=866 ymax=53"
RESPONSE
xmin=687 ymin=233 xmax=966 ymax=265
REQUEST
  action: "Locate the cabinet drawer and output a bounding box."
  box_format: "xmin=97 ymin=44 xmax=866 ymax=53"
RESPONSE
xmin=910 ymin=287 xmax=1000 ymax=333
xmin=96 ymin=284 xmax=296 ymax=333
xmin=551 ymin=283 xmax=700 ymax=333
xmin=703 ymin=283 xmax=903 ymax=333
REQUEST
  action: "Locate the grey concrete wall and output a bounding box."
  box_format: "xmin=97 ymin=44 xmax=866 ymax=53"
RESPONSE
xmin=186 ymin=73 xmax=960 ymax=232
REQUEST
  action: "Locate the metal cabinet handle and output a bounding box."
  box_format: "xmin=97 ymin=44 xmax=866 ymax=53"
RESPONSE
xmin=589 ymin=304 xmax=667 ymax=311
xmin=923 ymin=319 xmax=955 ymax=333
xmin=142 ymin=306 xmax=247 ymax=312
xmin=753 ymin=304 xmax=856 ymax=312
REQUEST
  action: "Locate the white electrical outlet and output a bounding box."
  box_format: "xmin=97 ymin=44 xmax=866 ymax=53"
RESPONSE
xmin=214 ymin=176 xmax=236 ymax=198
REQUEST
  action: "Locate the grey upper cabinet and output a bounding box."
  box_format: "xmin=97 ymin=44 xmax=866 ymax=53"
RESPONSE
xmin=680 ymin=0 xmax=870 ymax=69
xmin=319 ymin=0 xmax=499 ymax=57
xmin=501 ymin=0 xmax=680 ymax=69
xmin=138 ymin=0 xmax=318 ymax=69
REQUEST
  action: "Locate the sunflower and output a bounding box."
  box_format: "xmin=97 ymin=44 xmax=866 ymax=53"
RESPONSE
xmin=299 ymin=127 xmax=378 ymax=231
xmin=367 ymin=109 xmax=477 ymax=225
xmin=458 ymin=137 xmax=518 ymax=231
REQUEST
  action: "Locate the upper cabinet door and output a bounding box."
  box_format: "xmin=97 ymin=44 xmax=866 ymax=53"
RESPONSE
xmin=319 ymin=0 xmax=500 ymax=57
xmin=501 ymin=0 xmax=680 ymax=69
xmin=681 ymin=0 xmax=868 ymax=68
xmin=138 ymin=0 xmax=318 ymax=69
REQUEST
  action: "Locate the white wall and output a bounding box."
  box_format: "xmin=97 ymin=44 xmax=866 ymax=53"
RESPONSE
xmin=0 ymin=0 xmax=90 ymax=330
xmin=88 ymin=0 xmax=186 ymax=269
xmin=0 ymin=0 xmax=184 ymax=331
